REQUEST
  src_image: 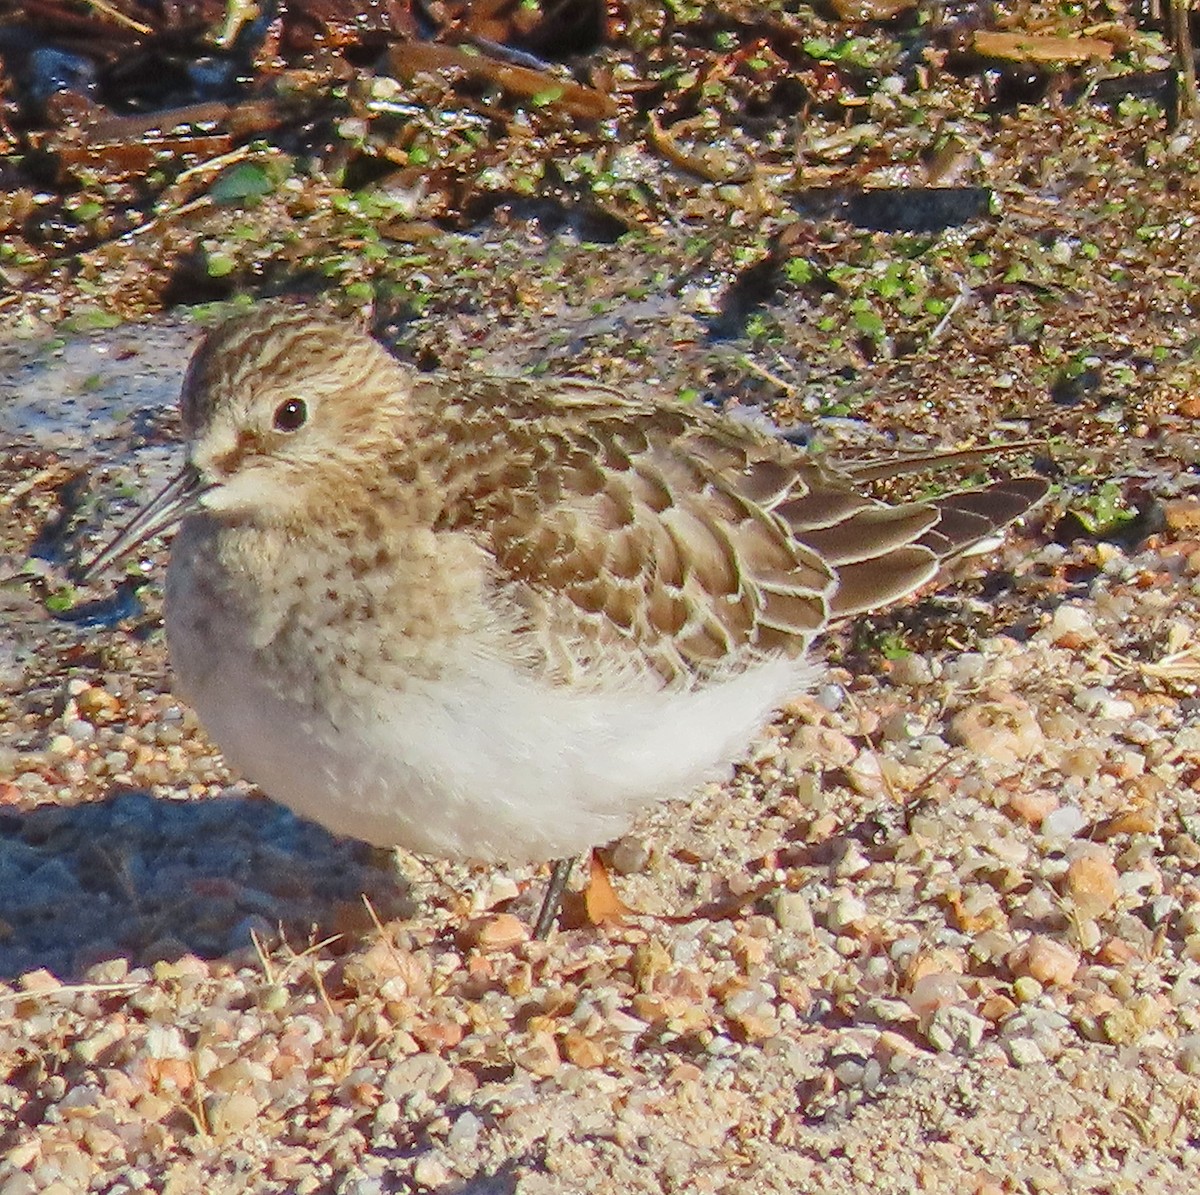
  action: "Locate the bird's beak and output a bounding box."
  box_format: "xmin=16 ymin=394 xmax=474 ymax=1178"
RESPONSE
xmin=75 ymin=463 xmax=209 ymax=584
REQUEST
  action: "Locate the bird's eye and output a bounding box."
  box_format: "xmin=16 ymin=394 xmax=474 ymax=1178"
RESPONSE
xmin=273 ymin=398 xmax=307 ymax=432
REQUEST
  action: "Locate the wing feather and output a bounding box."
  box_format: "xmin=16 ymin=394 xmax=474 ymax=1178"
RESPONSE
xmin=420 ymin=375 xmax=1044 ymax=686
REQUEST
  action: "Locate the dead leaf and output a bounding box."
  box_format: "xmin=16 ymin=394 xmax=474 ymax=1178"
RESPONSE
xmin=582 ymin=851 xmax=633 ymax=927
xmin=971 ymin=31 xmax=1115 ymax=64
xmin=388 ymin=43 xmax=617 ymax=120
xmin=829 ymin=0 xmax=917 ymax=20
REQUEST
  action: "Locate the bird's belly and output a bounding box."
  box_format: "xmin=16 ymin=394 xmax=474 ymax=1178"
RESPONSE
xmin=166 ymin=601 xmax=811 ymax=863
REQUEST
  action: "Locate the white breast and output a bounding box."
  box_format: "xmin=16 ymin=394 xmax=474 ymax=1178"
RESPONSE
xmin=166 ymin=588 xmax=811 ymax=862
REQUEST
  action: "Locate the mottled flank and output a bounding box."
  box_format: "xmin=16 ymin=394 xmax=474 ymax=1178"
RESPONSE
xmin=89 ymin=304 xmax=1047 ymax=864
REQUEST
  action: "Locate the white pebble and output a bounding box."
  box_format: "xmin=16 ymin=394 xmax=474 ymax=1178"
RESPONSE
xmin=773 ymin=891 xmax=814 ymax=933
xmin=815 ymin=684 xmax=845 ymax=711
xmin=1041 ymin=805 xmax=1086 ymax=840
xmin=447 ymin=1111 xmax=481 ymax=1151
xmin=888 ymin=654 xmax=933 ymax=686
xmin=827 ymin=893 xmax=868 ymax=932
xmin=1004 ymin=1037 xmax=1046 ymax=1067
xmin=411 ymin=1154 xmax=451 ymax=1189
xmin=1047 ymin=604 xmax=1096 ymax=641
xmin=941 ymin=652 xmax=987 ymax=686
xmin=1177 ymin=1036 xmax=1200 ymax=1076
xmin=1073 ymin=687 xmax=1133 ymax=719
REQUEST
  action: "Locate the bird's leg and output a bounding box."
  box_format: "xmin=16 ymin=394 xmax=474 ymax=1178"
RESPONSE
xmin=533 ymin=856 xmax=575 ymax=939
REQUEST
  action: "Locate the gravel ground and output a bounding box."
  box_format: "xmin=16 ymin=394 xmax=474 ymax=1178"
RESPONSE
xmin=4 ymin=49 xmax=1200 ymax=1195
xmin=2 ymin=275 xmax=1199 ymax=1194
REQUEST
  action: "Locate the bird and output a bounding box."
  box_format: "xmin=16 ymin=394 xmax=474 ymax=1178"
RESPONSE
xmin=80 ymin=304 xmax=1047 ymax=935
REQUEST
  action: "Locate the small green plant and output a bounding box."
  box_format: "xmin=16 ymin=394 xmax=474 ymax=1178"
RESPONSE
xmin=1073 ymin=482 xmax=1138 ymax=537
xmin=877 ymin=630 xmax=913 ymax=660
xmin=43 ymin=586 xmax=76 ymax=614
xmin=849 ymin=623 xmax=914 ymax=661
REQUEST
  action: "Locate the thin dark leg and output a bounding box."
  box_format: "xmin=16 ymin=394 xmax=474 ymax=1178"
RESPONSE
xmin=533 ymin=857 xmax=575 ymax=939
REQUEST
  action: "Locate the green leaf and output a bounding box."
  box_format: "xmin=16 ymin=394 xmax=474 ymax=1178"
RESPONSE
xmin=785 ymin=258 xmax=815 ymax=285
xmin=63 ymin=309 xmax=122 ymax=332
xmin=209 ymin=162 xmax=276 ymax=204
xmin=852 ymin=304 xmax=885 ymax=338
xmin=206 ymin=254 xmax=237 ymax=278
xmin=880 ymin=633 xmax=912 ymax=661
xmin=1074 ymin=482 xmax=1138 ymax=536
xmin=44 ymin=588 xmax=76 ymax=613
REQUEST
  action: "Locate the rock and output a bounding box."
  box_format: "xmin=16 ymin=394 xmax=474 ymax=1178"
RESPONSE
xmin=447 ymin=1111 xmax=482 ymax=1150
xmin=1012 ymin=976 xmax=1043 ymax=1003
xmin=382 ymin=1055 xmax=452 ymax=1100
xmin=844 ymin=750 xmax=884 ymax=796
xmin=513 ymin=1030 xmax=560 ymax=1077
xmin=948 ymin=696 xmax=1044 ymax=765
xmin=941 ymin=652 xmax=988 ymax=687
xmin=1006 ymin=790 xmax=1058 ymax=826
xmin=1046 ymin=604 xmax=1097 ymax=644
xmin=773 ymin=891 xmax=814 ymax=934
xmin=826 ymin=892 xmax=868 ymax=933
xmin=1064 ymin=848 xmax=1121 ymax=918
xmin=208 ymin=1091 xmax=259 ymax=1135
xmin=610 ymin=834 xmax=652 ymax=874
xmin=879 ymin=710 xmax=921 ymax=742
xmin=1004 ymin=1037 xmax=1046 ymax=1067
xmin=1008 ymin=937 xmax=1079 ymax=987
xmin=1074 ymin=687 xmax=1135 ymax=719
xmin=1041 ymin=804 xmax=1087 ymax=840
xmin=830 ymin=0 xmax=917 ymax=24
xmin=788 ymin=724 xmax=857 ymax=769
xmin=76 ymin=684 xmax=122 ymax=721
xmin=887 ymin=653 xmax=933 ymax=686
xmin=832 ymin=840 xmax=871 ymax=879
xmin=924 ymin=1006 xmax=986 ymax=1053
xmin=1177 ymin=1035 xmax=1200 ymax=1076
xmin=411 ymin=1154 xmax=451 ymax=1189
xmin=561 ymin=1030 xmax=606 ymax=1069
xmin=457 ymin=914 xmax=528 ymax=952
xmin=907 ymin=972 xmax=963 ymax=1021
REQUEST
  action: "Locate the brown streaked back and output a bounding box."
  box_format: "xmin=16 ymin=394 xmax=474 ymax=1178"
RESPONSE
xmin=408 ymin=373 xmax=1047 ymax=686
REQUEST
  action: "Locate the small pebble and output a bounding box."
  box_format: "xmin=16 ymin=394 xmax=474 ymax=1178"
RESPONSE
xmin=457 ymin=914 xmax=528 ymax=952
xmin=879 ymin=710 xmax=921 ymax=742
xmin=1177 ymin=1036 xmax=1200 ymax=1076
xmin=827 ymin=893 xmax=868 ymax=933
xmin=1064 ymin=848 xmax=1121 ymax=919
xmin=773 ymin=891 xmax=814 ymax=934
xmin=888 ymin=654 xmax=933 ymax=686
xmin=1009 ymin=937 xmax=1079 ymax=988
xmin=208 ymin=1092 xmax=259 ymax=1136
xmin=411 ymin=1154 xmax=451 ymax=1189
xmin=447 ymin=1111 xmax=482 ymax=1151
xmin=1047 ymin=604 xmax=1097 ymax=643
xmin=513 ymin=1031 xmax=560 ymax=1077
xmin=1041 ymin=804 xmax=1087 ymax=840
xmin=611 ymin=834 xmax=652 ymax=875
xmin=1004 ymin=1037 xmax=1046 ymax=1067
xmin=948 ymin=697 xmax=1044 ymax=765
xmin=941 ymin=652 xmax=987 ymax=686
xmin=814 ymin=684 xmax=844 ymax=711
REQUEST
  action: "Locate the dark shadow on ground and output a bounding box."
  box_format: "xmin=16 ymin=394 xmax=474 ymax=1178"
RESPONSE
xmin=0 ymin=788 xmax=414 ymax=981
